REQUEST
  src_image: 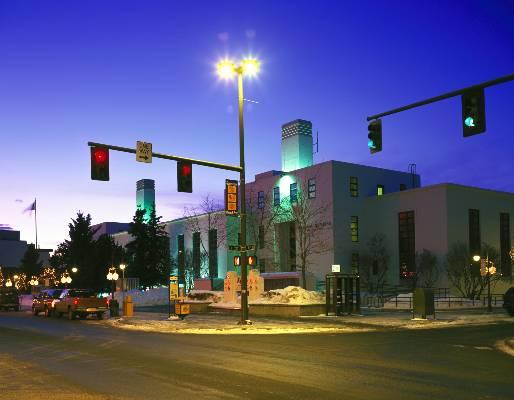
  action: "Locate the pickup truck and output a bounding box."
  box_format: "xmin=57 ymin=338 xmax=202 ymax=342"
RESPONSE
xmin=32 ymin=288 xmax=63 ymax=317
xmin=54 ymin=289 xmax=108 ymax=320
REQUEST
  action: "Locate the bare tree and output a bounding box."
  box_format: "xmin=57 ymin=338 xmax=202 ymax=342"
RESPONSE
xmin=184 ymin=194 xmax=233 ymax=282
xmin=446 ymin=242 xmax=502 ymax=299
xmin=246 ymin=187 xmax=286 ymax=272
xmin=415 ymin=249 xmax=439 ymax=288
xmin=361 ymin=233 xmax=390 ymax=294
xmin=278 ymin=178 xmax=331 ymax=289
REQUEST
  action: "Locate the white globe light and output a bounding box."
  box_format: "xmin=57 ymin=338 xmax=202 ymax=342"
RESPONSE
xmin=113 ymin=272 xmax=119 ymax=281
xmin=61 ymin=277 xmax=66 ymax=283
xmin=107 ymin=272 xmax=113 ymax=280
xmin=66 ymin=277 xmax=72 ymax=284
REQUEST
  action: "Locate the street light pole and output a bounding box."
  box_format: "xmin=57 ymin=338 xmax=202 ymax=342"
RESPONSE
xmin=486 ymin=253 xmax=492 ymax=313
xmin=217 ymin=57 xmax=259 ymax=325
xmin=237 ymin=69 xmax=249 ymax=324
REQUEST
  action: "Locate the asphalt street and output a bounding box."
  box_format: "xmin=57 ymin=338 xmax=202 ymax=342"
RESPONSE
xmin=0 ymin=311 xmax=513 ymax=400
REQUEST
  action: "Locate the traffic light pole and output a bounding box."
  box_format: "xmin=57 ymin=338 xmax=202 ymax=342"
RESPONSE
xmin=367 ymin=73 xmax=514 ymax=121
xmin=87 ymin=142 xmax=242 ymax=173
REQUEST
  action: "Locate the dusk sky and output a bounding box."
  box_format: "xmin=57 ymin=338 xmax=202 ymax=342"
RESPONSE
xmin=1 ymin=0 xmax=513 ymax=251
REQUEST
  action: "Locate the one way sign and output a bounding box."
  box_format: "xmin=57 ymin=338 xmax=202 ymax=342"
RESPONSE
xmin=136 ymin=141 xmax=152 ymax=163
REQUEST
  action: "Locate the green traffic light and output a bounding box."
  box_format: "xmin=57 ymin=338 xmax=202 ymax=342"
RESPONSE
xmin=464 ymin=116 xmax=475 ymax=127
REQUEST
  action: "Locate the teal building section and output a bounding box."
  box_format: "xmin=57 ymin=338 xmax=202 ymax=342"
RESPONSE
xmin=281 ymin=119 xmax=313 ymax=172
xmin=136 ymin=179 xmax=155 ymax=222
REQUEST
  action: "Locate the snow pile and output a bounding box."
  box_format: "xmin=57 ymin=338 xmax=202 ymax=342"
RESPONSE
xmin=251 ymin=286 xmax=324 ymax=305
xmin=186 ymin=290 xmax=223 ymax=303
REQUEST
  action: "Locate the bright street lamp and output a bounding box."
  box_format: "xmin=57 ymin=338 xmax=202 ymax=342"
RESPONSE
xmin=216 ymin=56 xmax=260 ymax=325
xmin=106 ymin=267 xmax=118 ymax=300
xmin=71 ymin=267 xmax=78 ymax=273
xmin=472 ymin=253 xmax=494 ymax=312
xmin=119 ymin=264 xmax=126 ymax=309
xmin=5 ymin=278 xmax=12 ymax=287
xmin=472 ymin=255 xmax=481 ymax=262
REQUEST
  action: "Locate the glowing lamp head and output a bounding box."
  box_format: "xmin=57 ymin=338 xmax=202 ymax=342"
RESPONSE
xmin=473 ymin=255 xmax=481 ymax=262
xmin=71 ymin=267 xmax=78 ymax=273
xmin=112 ymin=272 xmax=119 ymax=281
xmin=216 ymin=59 xmax=236 ymax=79
xmin=119 ymin=264 xmax=126 ymax=271
xmin=242 ymin=58 xmax=260 ymax=77
xmin=93 ymin=148 xmax=108 ymax=164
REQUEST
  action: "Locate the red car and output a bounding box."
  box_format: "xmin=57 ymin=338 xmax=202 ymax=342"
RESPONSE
xmin=32 ymin=289 xmax=63 ymax=317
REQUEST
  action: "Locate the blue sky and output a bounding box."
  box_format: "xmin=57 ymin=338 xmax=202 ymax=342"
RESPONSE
xmin=1 ymin=0 xmax=513 ymax=250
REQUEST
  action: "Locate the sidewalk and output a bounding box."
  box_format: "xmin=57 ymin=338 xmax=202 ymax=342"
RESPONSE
xmin=105 ymin=309 xmax=514 ymax=335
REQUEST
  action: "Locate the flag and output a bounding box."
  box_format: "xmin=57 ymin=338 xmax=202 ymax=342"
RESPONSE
xmin=23 ymin=199 xmax=36 ymax=215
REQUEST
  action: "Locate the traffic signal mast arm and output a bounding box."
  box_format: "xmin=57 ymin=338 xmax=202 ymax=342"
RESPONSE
xmin=366 ymin=73 xmax=514 ymax=121
xmin=87 ymin=141 xmax=242 ymax=173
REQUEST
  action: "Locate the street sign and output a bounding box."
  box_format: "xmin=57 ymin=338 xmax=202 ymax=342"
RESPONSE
xmin=225 ymin=179 xmax=238 ymax=215
xmin=332 ymin=265 xmax=341 ymax=273
xmin=229 ymin=244 xmax=256 ymax=251
xmin=169 ymin=276 xmax=178 ymax=300
xmin=136 ymin=141 xmax=152 ymax=163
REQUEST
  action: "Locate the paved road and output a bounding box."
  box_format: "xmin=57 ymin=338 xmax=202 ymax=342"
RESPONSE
xmin=0 ymin=311 xmax=512 ymax=400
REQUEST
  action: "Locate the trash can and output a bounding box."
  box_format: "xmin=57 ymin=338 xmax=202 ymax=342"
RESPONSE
xmin=123 ymin=295 xmax=134 ymax=317
xmin=109 ymin=299 xmax=119 ymax=317
xmin=413 ymin=288 xmax=435 ymax=319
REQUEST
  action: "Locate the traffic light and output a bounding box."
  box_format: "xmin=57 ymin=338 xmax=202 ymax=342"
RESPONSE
xmin=177 ymin=161 xmax=192 ymax=193
xmin=368 ymin=119 xmax=382 ymax=154
xmin=462 ymin=88 xmax=486 ymax=137
xmin=90 ymin=146 xmax=109 ymax=181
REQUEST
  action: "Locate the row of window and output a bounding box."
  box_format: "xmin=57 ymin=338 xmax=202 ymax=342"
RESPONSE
xmin=350 ymin=176 xmax=407 ymax=197
xmin=259 ymin=178 xmax=317 ymax=208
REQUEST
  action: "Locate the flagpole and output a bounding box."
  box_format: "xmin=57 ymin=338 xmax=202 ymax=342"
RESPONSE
xmin=34 ymin=198 xmax=38 ymax=249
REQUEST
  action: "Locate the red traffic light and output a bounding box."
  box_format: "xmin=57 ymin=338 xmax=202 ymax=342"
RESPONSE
xmin=93 ymin=148 xmax=108 ymax=164
xmin=90 ymin=146 xmax=109 ymax=181
xmin=177 ymin=161 xmax=193 ymax=193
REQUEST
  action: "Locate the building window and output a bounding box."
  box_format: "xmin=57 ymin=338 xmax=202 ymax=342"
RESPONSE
xmin=399 ymin=211 xmax=415 ymax=278
xmin=177 ymin=234 xmax=185 ymax=281
xmin=351 ymin=252 xmax=359 ymax=275
xmin=351 ymin=216 xmax=359 ymax=242
xmin=208 ymin=229 xmax=218 ymax=278
xmin=273 ymin=186 xmax=280 ymax=206
xmin=308 ymin=178 xmax=316 ymax=198
xmin=192 ymin=232 xmax=201 ymax=278
xmin=500 ymin=213 xmax=511 ymax=278
xmin=350 ymin=176 xmax=358 ymax=197
xmin=377 ymin=184 xmax=384 ymax=196
xmin=469 ymin=209 xmax=481 ymax=256
xmin=290 ymin=182 xmax=297 ymax=203
xmin=258 ymin=225 xmax=265 ymax=249
xmin=400 ymin=184 xmax=407 ymax=191
xmin=289 ymin=222 xmax=296 ymax=271
xmin=257 ymin=191 xmax=265 ymax=209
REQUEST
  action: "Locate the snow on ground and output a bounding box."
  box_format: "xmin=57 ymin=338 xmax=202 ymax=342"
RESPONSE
xmin=113 ymin=287 xmax=168 ymax=306
xmin=250 ymin=286 xmax=325 ymax=305
xmin=186 ymin=290 xmax=223 ymax=303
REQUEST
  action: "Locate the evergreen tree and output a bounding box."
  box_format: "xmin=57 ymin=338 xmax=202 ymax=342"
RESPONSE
xmin=20 ymin=243 xmax=43 ymax=278
xmin=126 ymin=205 xmax=170 ymax=288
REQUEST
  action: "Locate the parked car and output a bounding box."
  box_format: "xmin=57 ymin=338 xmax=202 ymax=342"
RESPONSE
xmin=0 ymin=287 xmax=20 ymax=311
xmin=54 ymin=289 xmax=108 ymax=320
xmin=503 ymin=287 xmax=514 ymax=316
xmin=32 ymin=289 xmax=63 ymax=317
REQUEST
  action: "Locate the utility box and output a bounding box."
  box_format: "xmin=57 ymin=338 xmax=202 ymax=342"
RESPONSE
xmin=413 ymin=288 xmax=435 ymax=319
xmin=123 ymin=295 xmax=134 ymax=317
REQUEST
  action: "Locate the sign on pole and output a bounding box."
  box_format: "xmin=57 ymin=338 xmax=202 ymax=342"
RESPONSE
xmin=332 ymin=265 xmax=341 ymax=273
xmin=169 ymin=276 xmax=178 ymax=300
xmin=225 ymin=179 xmax=238 ymax=215
xmin=136 ymin=141 xmax=152 ymax=163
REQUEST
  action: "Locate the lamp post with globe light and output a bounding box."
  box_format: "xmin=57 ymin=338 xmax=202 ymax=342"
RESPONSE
xmin=106 ymin=267 xmax=119 ymax=301
xmin=5 ymin=278 xmax=12 ymax=287
xmin=473 ymin=253 xmax=495 ymax=312
xmin=119 ymin=263 xmax=126 ymax=307
xmin=60 ymin=272 xmax=72 ymax=288
xmin=216 ymin=56 xmax=260 ymax=325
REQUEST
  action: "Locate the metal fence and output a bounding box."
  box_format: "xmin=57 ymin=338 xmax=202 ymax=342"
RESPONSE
xmin=363 ymin=293 xmax=504 ymax=310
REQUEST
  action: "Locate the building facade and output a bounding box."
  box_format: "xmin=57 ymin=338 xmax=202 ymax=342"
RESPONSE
xmin=110 ymin=119 xmax=514 ymax=293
